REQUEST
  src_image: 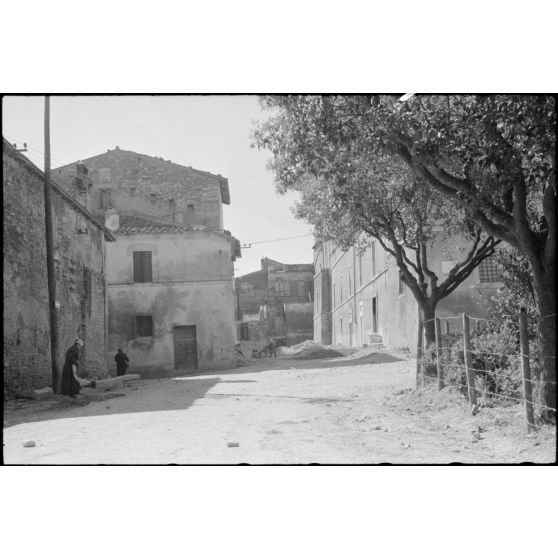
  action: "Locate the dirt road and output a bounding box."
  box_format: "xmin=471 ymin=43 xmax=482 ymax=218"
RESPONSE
xmin=3 ymin=351 xmax=555 ymax=464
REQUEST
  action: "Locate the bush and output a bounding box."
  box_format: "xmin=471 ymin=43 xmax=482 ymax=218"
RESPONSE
xmin=420 ymin=320 xmax=534 ymax=408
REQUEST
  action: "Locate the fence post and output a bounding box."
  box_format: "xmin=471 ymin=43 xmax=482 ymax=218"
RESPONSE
xmin=416 ymin=319 xmax=424 ymax=388
xmin=519 ymin=307 xmax=536 ymax=431
xmin=435 ymin=317 xmax=444 ymax=390
xmin=462 ymin=313 xmax=477 ymax=406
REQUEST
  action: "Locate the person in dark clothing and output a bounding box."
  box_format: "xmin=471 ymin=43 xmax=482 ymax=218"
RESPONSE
xmin=114 ymin=348 xmax=130 ymax=376
xmin=60 ymin=339 xmax=85 ymax=397
xmin=266 ymin=337 xmax=277 ymax=358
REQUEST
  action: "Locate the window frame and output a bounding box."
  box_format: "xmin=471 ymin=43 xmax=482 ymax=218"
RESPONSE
xmin=133 ymin=251 xmax=153 ymax=283
xmin=478 ymin=255 xmax=503 ymax=283
xmin=135 ymin=315 xmax=153 ymax=338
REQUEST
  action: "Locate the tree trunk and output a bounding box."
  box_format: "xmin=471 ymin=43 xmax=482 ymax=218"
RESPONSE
xmin=420 ymin=302 xmax=438 ymax=379
xmin=531 ymin=264 xmax=556 ymax=421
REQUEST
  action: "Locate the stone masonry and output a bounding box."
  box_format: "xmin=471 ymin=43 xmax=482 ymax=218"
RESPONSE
xmin=3 ymin=140 xmax=114 ymax=394
xmin=52 ymin=147 xmax=230 ymax=231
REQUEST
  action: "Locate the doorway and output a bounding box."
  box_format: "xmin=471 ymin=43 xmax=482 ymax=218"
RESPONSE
xmin=372 ymin=296 xmax=378 ymax=333
xmin=173 ymin=325 xmax=198 ymax=370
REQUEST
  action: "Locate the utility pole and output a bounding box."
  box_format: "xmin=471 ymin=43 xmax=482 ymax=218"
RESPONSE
xmin=43 ymin=96 xmax=59 ymax=393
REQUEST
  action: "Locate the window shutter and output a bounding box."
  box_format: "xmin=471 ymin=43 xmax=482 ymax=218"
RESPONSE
xmin=133 ymin=252 xmax=142 ymax=282
xmin=143 ymin=252 xmax=152 ymax=282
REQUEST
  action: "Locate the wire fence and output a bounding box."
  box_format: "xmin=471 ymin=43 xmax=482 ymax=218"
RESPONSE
xmin=417 ymin=311 xmax=556 ymax=432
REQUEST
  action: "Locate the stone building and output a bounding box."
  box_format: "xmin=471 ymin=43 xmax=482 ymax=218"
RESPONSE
xmin=3 ymin=139 xmax=115 ymax=394
xmin=235 ymin=258 xmax=314 ymax=345
xmin=52 ymin=147 xmax=241 ymax=374
xmin=314 ymin=235 xmax=502 ymax=351
xmin=52 ymin=146 xmax=230 ymax=228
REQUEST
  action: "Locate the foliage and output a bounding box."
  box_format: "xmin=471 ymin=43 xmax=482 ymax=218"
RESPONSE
xmin=255 ymin=94 xmax=555 ymax=413
xmin=421 ymin=326 xmax=525 ymax=407
xmin=254 ymin=96 xmax=501 ymax=342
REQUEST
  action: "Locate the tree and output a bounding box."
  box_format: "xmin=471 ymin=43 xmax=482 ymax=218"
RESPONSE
xmin=253 ymin=97 xmax=500 ymax=371
xmin=254 ymin=95 xmax=556 ymax=418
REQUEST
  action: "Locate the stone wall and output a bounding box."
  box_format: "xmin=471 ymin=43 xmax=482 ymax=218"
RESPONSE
xmin=52 ymin=147 xmax=228 ymax=231
xmin=235 ymin=269 xmax=268 ymax=317
xmin=4 ymin=146 xmax=51 ymax=393
xmin=3 ymin=142 xmax=109 ymax=394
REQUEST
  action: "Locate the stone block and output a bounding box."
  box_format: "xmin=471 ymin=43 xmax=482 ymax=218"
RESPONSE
xmin=94 ymin=377 xmax=124 ymax=389
xmin=32 ymin=387 xmax=53 ymax=399
xmin=121 ymin=374 xmax=141 ymax=383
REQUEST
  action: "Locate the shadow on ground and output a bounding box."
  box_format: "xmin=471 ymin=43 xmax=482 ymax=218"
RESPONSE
xmin=3 ymin=376 xmax=220 ymax=428
xmin=193 ymin=351 xmax=407 ymax=377
xmin=4 ymin=351 xmax=408 ymax=428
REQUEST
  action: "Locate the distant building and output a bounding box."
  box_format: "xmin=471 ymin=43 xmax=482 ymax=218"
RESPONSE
xmin=3 ymin=139 xmax=115 ymax=394
xmin=235 ymin=258 xmax=314 ymax=345
xmin=314 ymin=235 xmax=502 ymax=351
xmin=52 ymin=147 xmax=241 ymax=374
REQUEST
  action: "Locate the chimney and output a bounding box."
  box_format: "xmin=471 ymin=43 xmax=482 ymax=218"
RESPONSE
xmin=73 ymin=161 xmax=92 ymax=210
xmin=104 ymin=207 xmax=120 ymax=232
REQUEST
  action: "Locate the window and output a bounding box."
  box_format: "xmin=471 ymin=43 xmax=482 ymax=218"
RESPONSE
xmin=136 ymin=316 xmax=153 ymax=337
xmin=340 ymin=276 xmax=344 ymax=301
xmin=340 ymin=317 xmax=343 ymax=334
xmin=479 ymin=255 xmax=503 ymax=283
xmin=133 ymin=251 xmax=152 ymax=283
xmin=150 ymin=193 xmax=157 ymax=204
xmin=275 ymin=279 xmax=285 ymax=295
xmin=358 ymin=252 xmax=362 ymax=286
xmin=348 ymin=266 xmax=352 ymax=295
xmin=130 ymin=187 xmax=136 ymax=196
xmin=371 ymin=243 xmax=376 ymax=277
xmin=239 ymin=323 xmax=249 ymax=341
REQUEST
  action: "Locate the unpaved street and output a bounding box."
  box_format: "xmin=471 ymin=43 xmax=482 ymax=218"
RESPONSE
xmin=3 ymin=351 xmax=555 ymax=464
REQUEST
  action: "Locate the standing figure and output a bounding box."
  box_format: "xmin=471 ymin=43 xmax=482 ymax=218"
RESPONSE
xmin=267 ymin=337 xmax=277 ymax=358
xmin=60 ymin=338 xmax=84 ymax=397
xmin=114 ymin=348 xmax=130 ymax=376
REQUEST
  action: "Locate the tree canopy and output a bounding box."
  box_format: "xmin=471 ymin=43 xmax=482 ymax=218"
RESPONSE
xmin=254 ymin=94 xmax=555 ymax=415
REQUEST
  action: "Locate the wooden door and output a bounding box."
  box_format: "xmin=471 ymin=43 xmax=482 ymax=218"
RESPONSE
xmin=173 ymin=325 xmax=198 ymax=370
xmin=372 ymin=296 xmax=378 ymax=333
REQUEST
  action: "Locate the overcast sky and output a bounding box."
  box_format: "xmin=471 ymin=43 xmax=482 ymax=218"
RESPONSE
xmin=2 ymin=95 xmax=314 ymax=276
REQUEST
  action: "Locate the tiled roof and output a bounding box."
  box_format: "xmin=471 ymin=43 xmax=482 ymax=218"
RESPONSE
xmin=117 ymin=215 xmax=193 ymax=235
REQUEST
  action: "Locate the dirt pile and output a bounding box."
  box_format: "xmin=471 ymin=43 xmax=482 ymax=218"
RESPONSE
xmin=280 ymin=340 xmax=344 ymax=360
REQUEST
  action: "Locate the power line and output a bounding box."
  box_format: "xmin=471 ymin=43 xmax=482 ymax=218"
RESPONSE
xmin=69 ymin=97 xmax=309 ymax=233
xmin=241 ymin=233 xmax=313 ymax=248
xmin=9 ymin=98 xmax=311 ymax=235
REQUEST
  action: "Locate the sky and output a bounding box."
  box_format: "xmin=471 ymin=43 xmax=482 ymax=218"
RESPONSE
xmin=2 ymin=95 xmax=315 ymax=276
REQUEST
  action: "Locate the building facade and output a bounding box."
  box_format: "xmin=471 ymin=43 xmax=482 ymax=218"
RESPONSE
xmin=106 ymin=216 xmax=239 ymax=372
xmin=53 ymin=147 xmax=241 ymax=374
xmin=3 ymin=139 xmax=115 ymax=394
xmin=235 ymin=258 xmax=314 ymax=345
xmin=314 ymin=235 xmax=502 ymax=351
